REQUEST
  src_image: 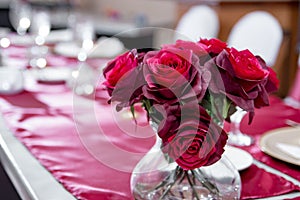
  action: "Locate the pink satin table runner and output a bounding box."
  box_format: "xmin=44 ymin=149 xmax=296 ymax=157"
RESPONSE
xmin=1 ymin=86 xmax=299 ymax=200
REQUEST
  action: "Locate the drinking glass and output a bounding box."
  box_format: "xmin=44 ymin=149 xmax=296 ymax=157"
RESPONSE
xmin=67 ymin=11 xmax=96 ymax=96
xmin=69 ymin=11 xmax=95 ymax=62
xmin=227 ymin=107 xmax=255 ymax=146
xmin=29 ymin=8 xmax=51 ymax=69
xmin=9 ymin=0 xmax=31 ymax=35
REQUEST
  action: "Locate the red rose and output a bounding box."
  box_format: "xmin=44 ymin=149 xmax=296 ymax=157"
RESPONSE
xmin=103 ymin=49 xmax=147 ymax=110
xmin=162 ymin=40 xmax=208 ymax=57
xmin=207 ymin=48 xmax=278 ymax=123
xmin=103 ymin=49 xmax=139 ymax=95
xmin=161 ymin=105 xmax=227 ymax=170
xmin=198 ymin=38 xmax=228 ymax=55
xmin=143 ymin=47 xmax=210 ymax=104
xmin=228 ymin=48 xmax=269 ymax=87
xmin=255 ymin=56 xmax=279 ymax=93
xmin=252 ymin=56 xmax=279 ymax=108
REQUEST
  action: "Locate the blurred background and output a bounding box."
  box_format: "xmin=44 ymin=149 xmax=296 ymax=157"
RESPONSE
xmin=0 ymin=0 xmax=298 ymax=96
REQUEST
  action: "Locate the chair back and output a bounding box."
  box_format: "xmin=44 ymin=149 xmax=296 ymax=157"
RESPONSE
xmin=174 ymin=5 xmax=219 ymax=42
xmin=284 ymin=56 xmax=300 ymax=108
xmin=227 ymin=11 xmax=283 ymax=67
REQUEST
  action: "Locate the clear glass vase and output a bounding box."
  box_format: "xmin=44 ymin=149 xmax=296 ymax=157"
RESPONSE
xmin=130 ymin=123 xmax=241 ymax=200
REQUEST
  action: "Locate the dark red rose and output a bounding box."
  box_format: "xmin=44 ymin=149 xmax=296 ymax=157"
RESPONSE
xmin=207 ymin=48 xmax=278 ymax=123
xmin=252 ymin=56 xmax=280 ymax=109
xmin=160 ymin=104 xmax=227 ymax=170
xmin=255 ymin=56 xmax=279 ymax=93
xmin=198 ymin=38 xmax=228 ymax=55
xmin=142 ymin=47 xmax=210 ymax=105
xmin=103 ymin=49 xmax=139 ymax=95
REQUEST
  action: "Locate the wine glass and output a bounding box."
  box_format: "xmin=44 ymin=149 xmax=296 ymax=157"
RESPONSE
xmin=29 ymin=7 xmax=51 ymax=69
xmin=227 ymin=107 xmax=255 ymax=146
xmin=9 ymin=0 xmax=31 ymax=35
xmin=71 ymin=11 xmax=95 ymax=61
xmin=67 ymin=11 xmax=96 ymax=96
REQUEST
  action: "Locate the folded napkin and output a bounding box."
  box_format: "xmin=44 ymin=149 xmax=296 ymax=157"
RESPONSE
xmin=241 ymin=165 xmax=300 ymax=199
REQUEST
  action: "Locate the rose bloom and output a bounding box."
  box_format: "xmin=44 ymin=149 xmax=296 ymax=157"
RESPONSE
xmin=252 ymin=56 xmax=279 ymax=108
xmin=103 ymin=49 xmax=139 ymax=95
xmin=160 ymin=104 xmax=228 ymax=170
xmin=162 ymin=40 xmax=208 ymax=57
xmin=207 ymin=47 xmax=278 ymax=123
xmin=198 ymin=38 xmax=228 ymax=55
xmin=228 ymin=48 xmax=269 ymax=91
xmin=142 ymin=47 xmax=210 ymax=105
xmin=103 ymin=49 xmax=148 ymax=110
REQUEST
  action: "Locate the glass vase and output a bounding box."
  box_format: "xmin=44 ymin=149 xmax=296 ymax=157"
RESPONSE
xmin=130 ymin=122 xmax=241 ymax=200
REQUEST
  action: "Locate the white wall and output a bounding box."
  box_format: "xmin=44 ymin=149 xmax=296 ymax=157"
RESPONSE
xmin=95 ymin=0 xmax=178 ymax=26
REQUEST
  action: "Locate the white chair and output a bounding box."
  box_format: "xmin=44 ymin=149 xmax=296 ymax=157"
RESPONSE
xmin=227 ymin=11 xmax=283 ymax=67
xmin=174 ymin=5 xmax=219 ymax=42
xmin=284 ymin=55 xmax=300 ymax=108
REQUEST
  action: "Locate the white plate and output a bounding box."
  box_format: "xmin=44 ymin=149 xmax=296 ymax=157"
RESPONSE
xmin=35 ymin=67 xmax=72 ymax=83
xmin=9 ymin=34 xmax=34 ymax=46
xmin=259 ymin=127 xmax=300 ymax=166
xmin=54 ymin=37 xmax=125 ymax=58
xmin=224 ymin=145 xmax=253 ymax=171
xmin=46 ymin=29 xmax=73 ymax=44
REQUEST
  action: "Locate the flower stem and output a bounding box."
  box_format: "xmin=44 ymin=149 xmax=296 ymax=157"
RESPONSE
xmin=193 ymin=169 xmax=219 ymax=195
xmin=158 ymin=166 xmax=183 ymax=200
xmin=185 ymin=171 xmax=200 ymax=200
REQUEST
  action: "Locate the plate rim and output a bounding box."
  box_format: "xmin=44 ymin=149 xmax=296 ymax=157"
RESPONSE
xmin=35 ymin=67 xmax=72 ymax=83
xmin=53 ymin=41 xmax=125 ymax=59
xmin=259 ymin=126 xmax=300 ymax=166
xmin=224 ymin=145 xmax=253 ymax=171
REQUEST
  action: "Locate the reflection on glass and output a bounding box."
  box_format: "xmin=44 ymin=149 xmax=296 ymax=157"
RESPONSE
xmin=9 ymin=0 xmax=31 ymax=35
xmin=68 ymin=11 xmax=95 ymax=62
xmin=227 ymin=107 xmax=255 ymax=146
xmin=29 ymin=8 xmax=51 ymax=69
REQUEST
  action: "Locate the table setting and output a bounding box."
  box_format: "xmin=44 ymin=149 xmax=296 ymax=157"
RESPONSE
xmin=0 ymin=14 xmax=300 ymax=200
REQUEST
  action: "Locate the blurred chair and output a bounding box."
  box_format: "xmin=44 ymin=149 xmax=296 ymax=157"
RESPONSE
xmin=227 ymin=11 xmax=283 ymax=67
xmin=174 ymin=5 xmax=219 ymax=42
xmin=284 ymin=54 xmax=300 ymax=108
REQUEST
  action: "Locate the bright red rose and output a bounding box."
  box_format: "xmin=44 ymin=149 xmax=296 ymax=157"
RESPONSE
xmin=103 ymin=49 xmax=139 ymax=94
xmin=161 ymin=105 xmax=227 ymax=170
xmin=144 ymin=48 xmax=193 ymax=88
xmin=162 ymin=40 xmax=208 ymax=57
xmin=142 ymin=47 xmax=210 ymax=104
xmin=228 ymin=48 xmax=269 ymax=85
xmin=198 ymin=38 xmax=228 ymax=55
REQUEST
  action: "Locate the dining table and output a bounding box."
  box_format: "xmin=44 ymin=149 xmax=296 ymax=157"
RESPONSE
xmin=0 ymin=30 xmax=300 ymax=200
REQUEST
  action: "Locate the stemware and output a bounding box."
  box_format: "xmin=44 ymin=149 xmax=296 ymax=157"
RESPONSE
xmin=9 ymin=0 xmax=31 ymax=35
xmin=227 ymin=107 xmax=255 ymax=146
xmin=29 ymin=7 xmax=51 ymax=69
xmin=70 ymin=11 xmax=95 ymax=62
xmin=67 ymin=11 xmax=96 ymax=96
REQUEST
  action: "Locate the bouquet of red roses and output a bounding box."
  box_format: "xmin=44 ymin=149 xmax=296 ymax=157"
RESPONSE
xmin=102 ymin=38 xmax=279 ymax=171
